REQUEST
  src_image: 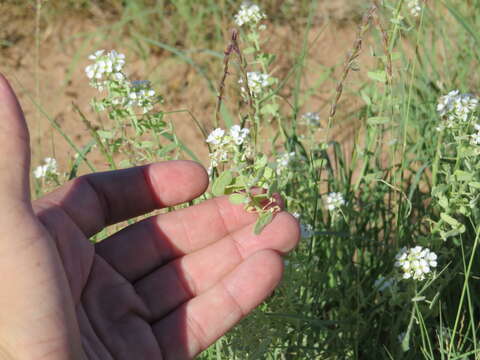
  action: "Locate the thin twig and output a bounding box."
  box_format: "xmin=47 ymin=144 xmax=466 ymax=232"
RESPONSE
xmin=327 ymin=5 xmax=377 ymax=128
xmin=215 ymin=31 xmax=236 ymax=128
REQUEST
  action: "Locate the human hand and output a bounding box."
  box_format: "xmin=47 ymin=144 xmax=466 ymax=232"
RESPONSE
xmin=0 ymin=75 xmax=300 ymax=359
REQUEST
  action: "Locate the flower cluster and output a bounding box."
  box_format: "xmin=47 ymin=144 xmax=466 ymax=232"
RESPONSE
xmin=239 ymin=71 xmax=271 ymax=96
xmin=407 ymin=0 xmax=422 ymax=17
xmin=33 ymin=157 xmax=59 ymax=179
xmin=325 ymin=192 xmax=345 ymax=211
xmin=301 ymin=112 xmax=321 ymax=127
xmin=85 ymin=50 xmax=126 ymax=89
xmin=126 ymin=81 xmax=157 ymax=114
xmin=276 ymin=152 xmax=295 ymax=175
xmin=86 ymin=50 xmax=159 ymax=115
xmin=206 ymin=125 xmax=251 ymax=172
xmin=437 ymin=90 xmax=478 ymax=128
xmin=394 ymin=246 xmax=438 ymax=281
xmin=234 ymin=2 xmax=266 ymax=27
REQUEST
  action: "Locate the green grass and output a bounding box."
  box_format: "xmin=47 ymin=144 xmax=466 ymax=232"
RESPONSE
xmin=11 ymin=0 xmax=480 ymax=358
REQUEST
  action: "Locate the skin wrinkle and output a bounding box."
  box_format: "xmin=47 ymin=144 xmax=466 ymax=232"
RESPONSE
xmin=141 ymin=165 xmax=162 ymax=209
xmin=176 ymin=209 xmax=196 ymax=254
xmin=184 ymin=308 xmax=209 ymax=356
xmin=211 ymin=198 xmax=231 ymax=239
xmin=167 ymin=261 xmax=196 ymax=312
xmin=213 ymin=196 xmax=242 ymax=234
xmin=146 ymin=217 xmax=176 ymax=273
xmin=81 ymin=257 xmax=163 ymax=359
xmin=80 ymin=259 xmax=127 ymax=359
xmin=34 ymin=202 xmax=94 ymax=303
xmin=82 ymin=176 xmax=111 ymax=231
xmin=78 ymin=305 xmax=115 ymax=360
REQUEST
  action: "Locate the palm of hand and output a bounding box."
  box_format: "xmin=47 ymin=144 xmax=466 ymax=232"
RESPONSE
xmin=0 ymin=75 xmax=299 ymax=359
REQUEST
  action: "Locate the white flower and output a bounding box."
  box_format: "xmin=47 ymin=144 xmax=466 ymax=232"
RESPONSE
xmin=276 ymin=152 xmax=295 ymax=174
xmin=471 ymin=125 xmax=480 ymax=145
xmin=229 ymin=125 xmax=250 ymax=145
xmin=239 ymin=72 xmax=271 ymax=96
xmin=291 ymin=212 xmax=314 ymax=238
xmin=437 ymin=90 xmax=478 ymax=126
xmin=206 ymin=128 xmax=226 ymax=145
xmin=407 ymin=0 xmax=422 ymax=17
xmin=33 ymin=157 xmax=59 ymax=179
xmin=394 ymin=246 xmax=438 ymax=281
xmin=234 ymin=2 xmax=266 ymax=27
xmin=301 ymin=112 xmax=321 ymax=126
xmin=208 ymin=148 xmax=229 ymax=168
xmin=85 ymin=49 xmax=127 ymax=88
xmin=126 ymin=81 xmax=157 ymax=113
xmin=325 ymin=192 xmax=345 ymax=211
xmin=88 ymin=49 xmax=105 ymax=60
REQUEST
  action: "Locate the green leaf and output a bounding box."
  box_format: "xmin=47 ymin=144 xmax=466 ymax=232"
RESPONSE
xmin=157 ymin=142 xmax=177 ymax=158
xmin=360 ymin=90 xmax=372 ymax=106
xmin=367 ymin=70 xmax=387 ymax=83
xmin=469 ymin=182 xmax=480 ymax=189
xmin=97 ymin=130 xmax=114 ymax=139
xmin=212 ymin=170 xmax=233 ymax=197
xmin=243 ymin=46 xmax=256 ymax=54
xmin=440 ymin=213 xmax=465 ymax=232
xmin=454 ymin=170 xmax=473 ymax=182
xmin=68 ymin=140 xmax=96 ymax=180
xmin=229 ymin=193 xmax=247 ymax=205
xmin=367 ymin=116 xmax=390 ymax=125
xmin=438 ymin=195 xmax=449 ymax=210
xmin=119 ymin=159 xmax=132 ymax=168
xmin=255 ymin=154 xmax=268 ymax=168
xmin=254 ymin=212 xmax=274 ymax=235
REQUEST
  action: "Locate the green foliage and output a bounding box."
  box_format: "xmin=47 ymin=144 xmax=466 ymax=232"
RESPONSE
xmin=31 ymin=0 xmax=480 ymax=358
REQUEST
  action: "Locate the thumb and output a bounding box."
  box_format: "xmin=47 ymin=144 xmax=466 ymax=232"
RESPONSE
xmin=0 ymin=74 xmax=31 ymax=203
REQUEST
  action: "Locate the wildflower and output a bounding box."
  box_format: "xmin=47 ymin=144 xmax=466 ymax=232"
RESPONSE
xmin=394 ymin=246 xmax=438 ymax=281
xmin=470 ymin=124 xmax=480 ymax=145
xmin=239 ymin=72 xmax=271 ymax=96
xmin=229 ymin=125 xmax=250 ymax=145
xmin=325 ymin=192 xmax=345 ymax=211
xmin=85 ymin=49 xmax=126 ymax=89
xmin=234 ymin=2 xmax=266 ymax=27
xmin=33 ymin=157 xmax=59 ymax=179
xmin=206 ymin=126 xmax=251 ymax=172
xmin=301 ymin=112 xmax=321 ymax=126
xmin=437 ymin=90 xmax=478 ymax=126
xmin=276 ymin=152 xmax=295 ymax=174
xmin=292 ymin=212 xmax=314 ymax=238
xmin=407 ymin=0 xmax=422 ymax=17
xmin=126 ymin=81 xmax=157 ymax=113
xmin=206 ymin=128 xmax=226 ymax=146
xmin=374 ymin=276 xmax=395 ymax=292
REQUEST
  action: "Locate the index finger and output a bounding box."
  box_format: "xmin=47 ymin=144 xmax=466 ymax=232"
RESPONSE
xmin=34 ymin=160 xmax=209 ymax=237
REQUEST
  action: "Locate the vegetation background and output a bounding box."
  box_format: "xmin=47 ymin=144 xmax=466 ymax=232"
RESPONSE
xmin=3 ymin=0 xmax=480 ymax=359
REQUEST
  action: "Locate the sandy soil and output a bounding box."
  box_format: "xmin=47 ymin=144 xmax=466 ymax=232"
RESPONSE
xmin=0 ymin=1 xmax=371 ymax=176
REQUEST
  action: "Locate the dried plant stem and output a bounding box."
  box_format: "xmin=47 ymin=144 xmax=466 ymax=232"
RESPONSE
xmin=215 ymin=31 xmax=236 ymax=128
xmin=372 ymin=3 xmax=393 ymax=88
xmin=327 ymin=5 xmax=377 ymax=131
xmin=215 ymin=30 xmax=257 ymax=140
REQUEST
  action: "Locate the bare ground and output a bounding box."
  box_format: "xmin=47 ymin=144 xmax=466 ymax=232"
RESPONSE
xmin=0 ymin=1 xmax=372 ymax=176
